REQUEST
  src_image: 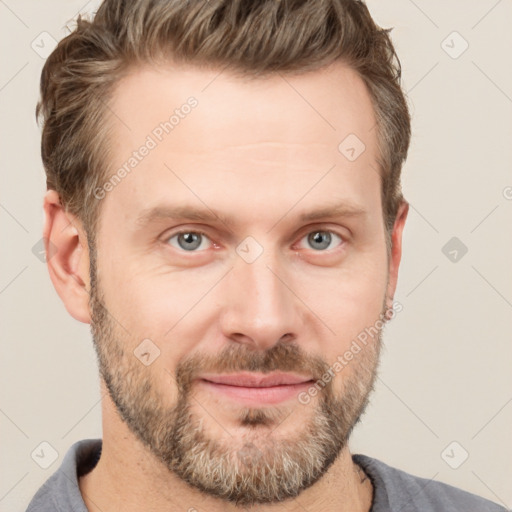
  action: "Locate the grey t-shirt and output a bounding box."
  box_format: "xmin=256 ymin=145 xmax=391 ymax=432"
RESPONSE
xmin=25 ymin=438 xmax=507 ymax=511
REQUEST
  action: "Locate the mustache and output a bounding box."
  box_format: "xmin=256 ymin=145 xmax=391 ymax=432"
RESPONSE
xmin=175 ymin=341 xmax=330 ymax=394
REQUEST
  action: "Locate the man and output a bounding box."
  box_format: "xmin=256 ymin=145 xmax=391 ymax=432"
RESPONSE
xmin=26 ymin=0 xmax=506 ymax=511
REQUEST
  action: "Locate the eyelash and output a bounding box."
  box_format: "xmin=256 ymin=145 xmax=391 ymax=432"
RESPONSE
xmin=163 ymin=228 xmax=345 ymax=254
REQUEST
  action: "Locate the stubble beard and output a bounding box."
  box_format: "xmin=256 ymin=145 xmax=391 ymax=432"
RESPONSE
xmin=88 ymin=253 xmax=384 ymax=506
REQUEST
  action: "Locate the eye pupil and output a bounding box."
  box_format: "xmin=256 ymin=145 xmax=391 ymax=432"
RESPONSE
xmin=308 ymin=231 xmax=332 ymax=250
xmin=178 ymin=232 xmax=202 ymax=250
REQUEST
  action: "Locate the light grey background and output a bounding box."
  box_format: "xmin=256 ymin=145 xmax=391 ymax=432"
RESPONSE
xmin=1 ymin=1 xmax=511 ymax=511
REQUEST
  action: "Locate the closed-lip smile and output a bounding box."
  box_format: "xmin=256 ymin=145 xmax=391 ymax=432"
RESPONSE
xmin=197 ymin=372 xmax=315 ymax=405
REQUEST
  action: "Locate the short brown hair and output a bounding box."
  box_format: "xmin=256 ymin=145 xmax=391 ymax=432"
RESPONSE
xmin=36 ymin=0 xmax=410 ymax=249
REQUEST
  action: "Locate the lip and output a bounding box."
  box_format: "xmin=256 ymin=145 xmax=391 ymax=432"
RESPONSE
xmin=197 ymin=372 xmax=315 ymax=405
xmin=199 ymin=372 xmax=313 ymax=387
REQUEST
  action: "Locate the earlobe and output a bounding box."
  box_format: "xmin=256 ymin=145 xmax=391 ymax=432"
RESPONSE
xmin=386 ymin=200 xmax=409 ymax=308
xmin=43 ymin=190 xmax=92 ymax=324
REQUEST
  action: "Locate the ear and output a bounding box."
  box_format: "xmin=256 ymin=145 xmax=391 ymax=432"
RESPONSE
xmin=385 ymin=200 xmax=409 ymax=309
xmin=43 ymin=189 xmax=92 ymax=324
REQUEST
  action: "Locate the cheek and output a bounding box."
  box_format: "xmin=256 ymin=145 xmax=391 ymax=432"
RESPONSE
xmin=301 ymin=257 xmax=388 ymax=338
xmin=99 ymin=239 xmax=194 ymax=330
xmin=110 ymin=278 xmax=191 ymax=344
xmin=102 ymin=268 xmax=216 ymax=383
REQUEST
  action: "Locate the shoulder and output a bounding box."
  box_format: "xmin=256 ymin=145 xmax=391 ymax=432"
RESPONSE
xmin=353 ymin=453 xmax=508 ymax=512
xmin=25 ymin=438 xmax=102 ymax=512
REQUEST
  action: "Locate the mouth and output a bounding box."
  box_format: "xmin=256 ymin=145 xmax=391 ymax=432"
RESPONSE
xmin=197 ymin=372 xmax=315 ymax=405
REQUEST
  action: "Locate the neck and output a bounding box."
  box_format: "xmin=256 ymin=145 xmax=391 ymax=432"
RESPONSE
xmin=79 ymin=393 xmax=373 ymax=512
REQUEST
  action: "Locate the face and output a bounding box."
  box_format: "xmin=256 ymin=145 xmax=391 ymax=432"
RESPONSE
xmin=88 ymin=61 xmax=397 ymax=506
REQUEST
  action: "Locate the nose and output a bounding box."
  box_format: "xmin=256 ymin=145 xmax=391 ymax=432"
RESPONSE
xmin=218 ymin=245 xmax=302 ymax=351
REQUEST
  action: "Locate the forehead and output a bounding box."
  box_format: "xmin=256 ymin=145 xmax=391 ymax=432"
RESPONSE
xmin=100 ymin=61 xmax=380 ymax=230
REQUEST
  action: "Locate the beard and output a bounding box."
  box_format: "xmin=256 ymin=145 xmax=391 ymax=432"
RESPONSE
xmin=88 ymin=249 xmax=385 ymax=507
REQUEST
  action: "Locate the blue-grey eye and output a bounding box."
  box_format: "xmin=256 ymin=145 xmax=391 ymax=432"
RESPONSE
xmin=167 ymin=232 xmax=211 ymax=251
xmin=303 ymin=230 xmax=343 ymax=251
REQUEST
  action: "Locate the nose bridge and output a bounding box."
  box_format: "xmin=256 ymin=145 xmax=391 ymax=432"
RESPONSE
xmin=244 ymin=248 xmax=286 ymax=316
xmin=220 ymin=238 xmax=300 ymax=347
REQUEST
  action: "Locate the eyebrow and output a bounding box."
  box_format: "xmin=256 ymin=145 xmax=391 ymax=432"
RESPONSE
xmin=135 ymin=202 xmax=367 ymax=230
xmin=135 ymin=205 xmax=235 ymax=229
xmin=298 ymin=203 xmax=367 ymax=222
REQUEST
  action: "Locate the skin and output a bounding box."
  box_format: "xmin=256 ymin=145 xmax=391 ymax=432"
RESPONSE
xmin=44 ymin=60 xmax=408 ymax=512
